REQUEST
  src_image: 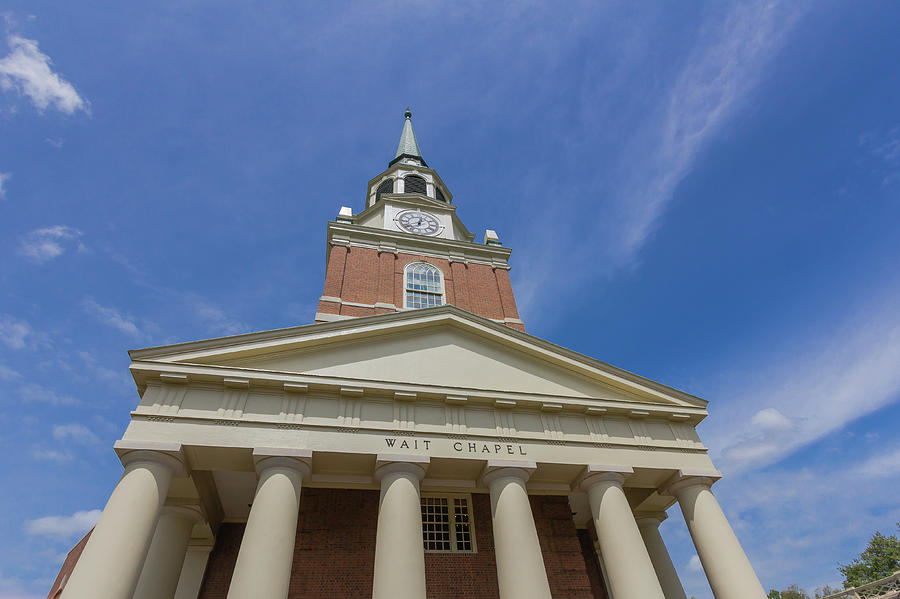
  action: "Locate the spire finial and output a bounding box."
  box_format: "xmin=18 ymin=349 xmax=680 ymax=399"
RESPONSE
xmin=391 ymin=107 xmax=426 ymax=166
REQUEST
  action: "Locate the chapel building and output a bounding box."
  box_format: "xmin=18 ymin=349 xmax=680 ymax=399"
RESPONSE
xmin=50 ymin=111 xmax=767 ymax=599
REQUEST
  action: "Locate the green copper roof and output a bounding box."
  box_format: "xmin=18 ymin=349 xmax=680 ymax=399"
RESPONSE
xmin=393 ymin=108 xmax=425 ymax=163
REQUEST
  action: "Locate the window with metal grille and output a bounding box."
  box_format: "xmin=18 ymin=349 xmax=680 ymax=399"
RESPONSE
xmin=405 ymin=262 xmax=443 ymax=309
xmin=376 ymin=178 xmax=394 ymax=201
xmin=421 ymin=495 xmax=476 ymax=553
xmin=404 ymin=175 xmax=427 ymax=195
xmin=435 ymin=187 xmax=447 ymax=203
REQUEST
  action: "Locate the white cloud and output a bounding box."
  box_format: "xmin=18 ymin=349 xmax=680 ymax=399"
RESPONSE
xmin=750 ymin=408 xmax=794 ymax=432
xmin=687 ymin=554 xmax=704 ymax=573
xmin=708 ymin=288 xmax=900 ymax=473
xmin=0 ymin=172 xmax=9 ymax=199
xmin=514 ymin=1 xmax=810 ymax=319
xmin=44 ymin=137 xmax=64 ymax=148
xmin=25 ymin=510 xmax=100 ymax=539
xmin=0 ymin=364 xmax=21 ymax=381
xmin=18 ymin=225 xmax=84 ymax=263
xmin=52 ymin=423 xmax=100 ymax=445
xmin=858 ymin=447 xmax=900 ymax=479
xmin=31 ymin=448 xmax=73 ymax=463
xmin=18 ymin=383 xmax=77 ymax=406
xmin=0 ymin=35 xmax=87 ymax=114
xmin=0 ymin=315 xmax=31 ymax=349
xmin=82 ymin=298 xmax=141 ymax=337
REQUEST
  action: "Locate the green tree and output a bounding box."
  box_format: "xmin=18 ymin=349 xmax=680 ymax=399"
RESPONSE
xmin=814 ymin=586 xmax=839 ymax=598
xmin=767 ymin=585 xmax=810 ymax=599
xmin=838 ymin=523 xmax=900 ymax=587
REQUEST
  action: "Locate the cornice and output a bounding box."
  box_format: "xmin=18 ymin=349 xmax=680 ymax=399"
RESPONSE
xmin=129 ymin=305 xmax=708 ymax=412
xmin=129 ymin=361 xmax=708 ymax=428
xmin=327 ymin=221 xmax=510 ymax=265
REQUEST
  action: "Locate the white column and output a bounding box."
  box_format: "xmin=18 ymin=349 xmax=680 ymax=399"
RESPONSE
xmin=174 ymin=540 xmax=215 ymax=599
xmin=635 ymin=512 xmax=688 ymax=599
xmin=372 ymin=455 xmax=429 ymax=599
xmin=482 ymin=460 xmax=551 ymax=599
xmin=227 ymin=448 xmax=311 ymax=599
xmin=62 ymin=442 xmax=184 ymax=599
xmin=667 ymin=472 xmax=766 ymax=599
xmin=133 ymin=505 xmax=204 ymax=599
xmin=581 ymin=466 xmax=666 ymax=599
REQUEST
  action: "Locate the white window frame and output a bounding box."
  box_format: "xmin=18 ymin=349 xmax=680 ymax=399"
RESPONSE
xmin=420 ymin=493 xmax=477 ymax=554
xmin=403 ymin=262 xmax=445 ymax=309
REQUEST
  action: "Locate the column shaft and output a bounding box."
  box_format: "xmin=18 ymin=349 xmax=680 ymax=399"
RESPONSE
xmin=584 ymin=472 xmax=666 ymax=599
xmin=227 ymin=452 xmax=310 ymax=599
xmin=636 ymin=514 xmax=688 ymax=599
xmin=372 ymin=462 xmax=427 ymax=599
xmin=485 ymin=468 xmax=551 ymax=599
xmin=133 ymin=506 xmax=200 ymax=599
xmin=673 ymin=481 xmax=765 ymax=599
xmin=62 ymin=450 xmax=181 ymax=599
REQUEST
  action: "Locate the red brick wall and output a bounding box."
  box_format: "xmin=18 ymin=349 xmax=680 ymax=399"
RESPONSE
xmin=425 ymin=493 xmax=500 ymax=598
xmin=197 ymin=491 xmax=603 ymax=599
xmin=533 ymin=496 xmax=604 ymax=599
xmin=289 ymin=488 xmax=378 ymax=597
xmin=46 ymin=530 xmax=92 ymax=599
xmin=317 ymin=244 xmax=524 ymax=331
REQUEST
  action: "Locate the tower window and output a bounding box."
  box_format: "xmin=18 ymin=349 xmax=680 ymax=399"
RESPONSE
xmin=404 ymin=175 xmax=427 ymax=195
xmin=421 ymin=495 xmax=476 ymax=553
xmin=435 ymin=187 xmax=446 ymax=203
xmin=376 ymin=178 xmax=394 ymax=201
xmin=405 ymin=262 xmax=443 ymax=309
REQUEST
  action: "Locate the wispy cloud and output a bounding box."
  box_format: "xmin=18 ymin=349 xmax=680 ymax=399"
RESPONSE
xmin=52 ymin=423 xmax=100 ymax=445
xmin=0 ymin=315 xmax=31 ymax=349
xmin=31 ymin=448 xmax=73 ymax=463
xmin=25 ymin=510 xmax=100 ymax=539
xmin=514 ymin=1 xmax=809 ymax=318
xmin=707 ymin=286 xmax=900 ymax=474
xmin=18 ymin=225 xmax=84 ymax=263
xmin=0 ymin=364 xmax=21 ymax=381
xmin=18 ymin=383 xmax=77 ymax=406
xmin=0 ymin=172 xmax=9 ymax=199
xmin=43 ymin=137 xmax=63 ymax=148
xmin=82 ymin=298 xmax=141 ymax=337
xmin=859 ymin=126 xmax=900 ymax=186
xmin=0 ymin=35 xmax=87 ymax=114
xmin=858 ymin=447 xmax=900 ymax=479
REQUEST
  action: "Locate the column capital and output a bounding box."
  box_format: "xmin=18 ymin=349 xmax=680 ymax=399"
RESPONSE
xmin=252 ymin=447 xmax=312 ymax=479
xmin=480 ymin=459 xmax=536 ymax=487
xmin=662 ymin=469 xmax=722 ymax=496
xmin=374 ymin=454 xmax=429 ymax=481
xmin=633 ymin=511 xmax=669 ymax=527
xmin=114 ymin=440 xmax=186 ymax=476
xmin=578 ymin=464 xmax=633 ymax=490
xmin=161 ymin=503 xmax=205 ymax=525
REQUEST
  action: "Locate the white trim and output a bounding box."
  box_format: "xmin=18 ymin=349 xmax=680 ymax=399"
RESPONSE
xmin=314 ymin=312 xmax=356 ymax=322
xmin=403 ymin=261 xmax=445 ymax=309
xmin=421 ymin=492 xmax=477 ymax=554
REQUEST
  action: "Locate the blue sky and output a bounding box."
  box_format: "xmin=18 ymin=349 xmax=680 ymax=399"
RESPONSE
xmin=1 ymin=2 xmax=899 ymax=597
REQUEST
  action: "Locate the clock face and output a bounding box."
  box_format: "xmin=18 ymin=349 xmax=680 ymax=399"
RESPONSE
xmin=396 ymin=210 xmax=440 ymax=235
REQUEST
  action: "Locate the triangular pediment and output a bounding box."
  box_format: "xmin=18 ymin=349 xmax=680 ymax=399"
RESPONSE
xmin=129 ymin=307 xmax=705 ymax=409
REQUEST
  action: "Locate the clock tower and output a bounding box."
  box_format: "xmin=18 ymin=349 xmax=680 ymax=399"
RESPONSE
xmin=314 ymin=109 xmax=525 ymax=331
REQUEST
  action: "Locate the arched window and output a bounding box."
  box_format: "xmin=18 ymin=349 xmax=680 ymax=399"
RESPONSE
xmin=404 ymin=175 xmax=427 ymax=195
xmin=405 ymin=262 xmax=443 ymax=309
xmin=435 ymin=187 xmax=447 ymax=203
xmin=376 ymin=178 xmax=394 ymax=201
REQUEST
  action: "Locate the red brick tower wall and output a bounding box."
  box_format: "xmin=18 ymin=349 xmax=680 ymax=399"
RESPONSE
xmin=317 ymin=245 xmax=524 ymax=331
xmin=196 ymin=490 xmax=603 ymax=598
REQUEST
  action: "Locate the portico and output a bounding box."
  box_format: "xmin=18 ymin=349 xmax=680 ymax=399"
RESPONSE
xmin=52 ymin=306 xmax=765 ymax=599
